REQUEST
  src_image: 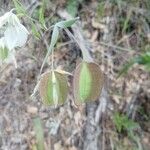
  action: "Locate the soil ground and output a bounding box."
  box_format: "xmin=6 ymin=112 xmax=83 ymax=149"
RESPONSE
xmin=0 ymin=0 xmax=150 ymax=150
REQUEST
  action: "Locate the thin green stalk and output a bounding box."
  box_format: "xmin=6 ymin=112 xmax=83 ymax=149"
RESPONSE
xmin=64 ymin=28 xmax=93 ymax=62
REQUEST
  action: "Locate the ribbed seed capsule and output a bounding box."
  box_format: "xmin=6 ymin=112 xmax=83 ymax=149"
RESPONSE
xmin=73 ymin=61 xmax=104 ymax=105
xmin=39 ymin=71 xmax=69 ymax=106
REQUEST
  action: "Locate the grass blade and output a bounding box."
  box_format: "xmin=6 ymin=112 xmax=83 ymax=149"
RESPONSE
xmin=56 ymin=17 xmax=79 ymax=28
xmin=40 ymin=26 xmax=59 ymax=74
xmin=33 ymin=117 xmax=44 ymax=150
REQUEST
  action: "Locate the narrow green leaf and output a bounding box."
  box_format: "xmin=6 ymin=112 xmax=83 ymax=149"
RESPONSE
xmin=113 ymin=112 xmax=139 ymax=133
xmin=135 ymin=52 xmax=150 ymax=64
xmin=39 ymin=7 xmax=46 ymax=29
xmin=13 ymin=0 xmax=27 ymax=16
xmin=40 ymin=18 xmax=77 ymax=74
xmin=31 ymin=23 xmax=41 ymax=39
xmin=135 ymin=52 xmax=150 ymax=71
xmin=122 ymin=9 xmax=132 ymax=33
xmin=40 ymin=26 xmax=59 ymax=74
xmin=33 ymin=117 xmax=44 ymax=150
xmin=56 ymin=17 xmax=79 ymax=29
xmin=40 ymin=18 xmax=78 ymax=74
xmin=0 ymin=46 xmax=9 ymax=61
xmin=51 ymin=26 xmax=59 ymax=47
xmin=97 ymin=2 xmax=105 ymax=17
xmin=113 ymin=112 xmax=123 ymax=133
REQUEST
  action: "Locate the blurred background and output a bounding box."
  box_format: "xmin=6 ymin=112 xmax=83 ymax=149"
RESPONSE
xmin=0 ymin=0 xmax=150 ymax=150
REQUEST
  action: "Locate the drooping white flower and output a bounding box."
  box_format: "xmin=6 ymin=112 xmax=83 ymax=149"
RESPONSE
xmin=0 ymin=11 xmax=29 ymax=66
xmin=4 ymin=12 xmax=29 ymax=50
xmin=4 ymin=23 xmax=29 ymax=50
xmin=0 ymin=11 xmax=29 ymax=50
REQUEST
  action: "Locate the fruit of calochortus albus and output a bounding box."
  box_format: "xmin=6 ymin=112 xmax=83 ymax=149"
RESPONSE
xmin=73 ymin=61 xmax=104 ymax=105
xmin=39 ymin=70 xmax=69 ymax=106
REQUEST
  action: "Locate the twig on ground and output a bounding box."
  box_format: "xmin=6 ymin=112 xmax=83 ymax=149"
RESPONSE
xmin=95 ymin=87 xmax=108 ymax=124
xmin=57 ymin=9 xmax=93 ymax=62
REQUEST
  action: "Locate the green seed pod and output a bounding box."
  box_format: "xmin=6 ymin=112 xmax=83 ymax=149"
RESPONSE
xmin=73 ymin=61 xmax=104 ymax=105
xmin=39 ymin=71 xmax=69 ymax=106
xmin=0 ymin=46 xmax=9 ymax=61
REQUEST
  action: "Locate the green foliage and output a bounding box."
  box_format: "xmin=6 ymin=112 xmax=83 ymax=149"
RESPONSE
xmin=113 ymin=112 xmax=139 ymax=133
xmin=66 ymin=0 xmax=79 ymax=17
xmin=137 ymin=107 xmax=150 ymax=121
xmin=38 ymin=0 xmax=47 ymax=29
xmin=13 ymin=0 xmax=79 ymax=73
xmin=145 ymin=0 xmax=150 ymax=10
xmin=50 ymin=26 xmax=59 ymax=48
xmin=97 ymin=2 xmax=105 ymax=17
xmin=13 ymin=0 xmax=39 ymax=39
xmin=13 ymin=0 xmax=27 ymax=16
xmin=135 ymin=52 xmax=150 ymax=70
xmin=31 ymin=23 xmax=41 ymax=39
xmin=56 ymin=18 xmax=79 ymax=28
xmin=113 ymin=113 xmax=142 ymax=150
xmin=40 ymin=17 xmax=79 ymax=74
xmin=122 ymin=9 xmax=132 ymax=33
xmin=13 ymin=0 xmax=47 ymax=39
xmin=0 ymin=47 xmax=9 ymax=61
xmin=39 ymin=7 xmax=46 ymax=29
xmin=118 ymin=51 xmax=150 ymax=77
xmin=33 ymin=118 xmax=45 ymax=150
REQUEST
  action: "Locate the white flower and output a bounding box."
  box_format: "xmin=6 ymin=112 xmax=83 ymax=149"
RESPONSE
xmin=3 ymin=12 xmax=29 ymax=50
xmin=4 ymin=23 xmax=29 ymax=50
xmin=0 ymin=11 xmax=29 ymax=50
xmin=0 ymin=11 xmax=29 ymax=66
